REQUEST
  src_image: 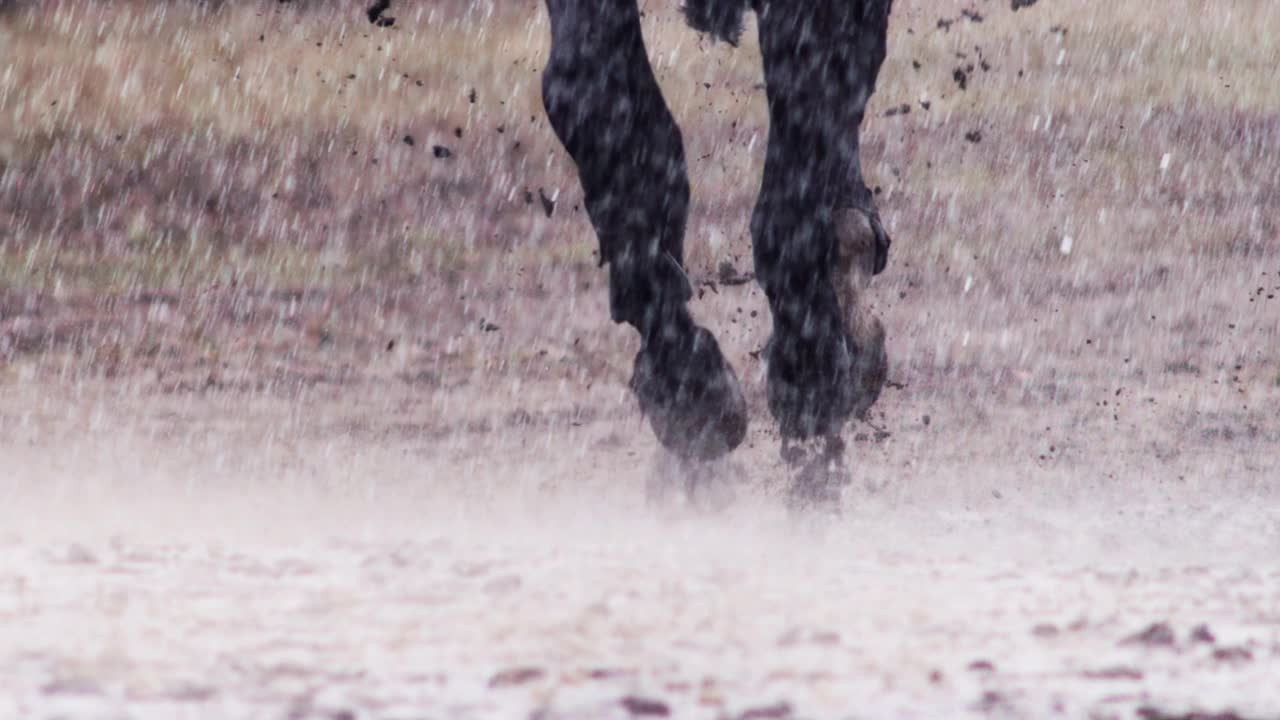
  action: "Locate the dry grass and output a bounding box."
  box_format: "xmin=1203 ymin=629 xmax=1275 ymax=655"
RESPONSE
xmin=0 ymin=0 xmax=1277 ymax=484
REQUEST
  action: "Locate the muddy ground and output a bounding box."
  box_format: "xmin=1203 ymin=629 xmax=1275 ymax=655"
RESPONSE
xmin=1 ymin=1 xmax=1279 ymax=718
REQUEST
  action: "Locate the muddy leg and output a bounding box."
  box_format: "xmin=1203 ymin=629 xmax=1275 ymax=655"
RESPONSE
xmin=541 ymin=0 xmax=747 ymax=460
xmin=751 ymin=0 xmax=893 ymax=444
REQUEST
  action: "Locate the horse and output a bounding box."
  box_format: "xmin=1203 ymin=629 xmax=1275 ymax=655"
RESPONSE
xmin=368 ymin=0 xmax=895 ymax=480
xmin=540 ymin=0 xmax=893 ymax=469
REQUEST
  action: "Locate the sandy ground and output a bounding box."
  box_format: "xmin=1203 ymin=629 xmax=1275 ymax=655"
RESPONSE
xmin=3 ymin=0 xmax=1280 ymax=718
xmin=1 ymin=375 xmax=1277 ymax=720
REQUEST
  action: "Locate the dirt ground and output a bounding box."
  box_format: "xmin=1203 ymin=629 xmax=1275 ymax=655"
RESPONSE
xmin=1 ymin=1 xmax=1279 ymax=718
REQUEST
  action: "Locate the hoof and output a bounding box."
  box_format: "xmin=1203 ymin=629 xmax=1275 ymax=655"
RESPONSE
xmin=762 ymin=205 xmax=889 ymax=439
xmin=645 ymin=450 xmax=739 ymax=512
xmin=781 ymin=435 xmax=848 ymax=512
xmin=632 ymin=325 xmax=748 ymax=461
xmin=765 ymin=321 xmax=854 ymax=439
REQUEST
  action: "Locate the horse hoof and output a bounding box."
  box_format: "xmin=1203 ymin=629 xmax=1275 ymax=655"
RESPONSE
xmin=645 ymin=450 xmax=740 ymax=512
xmin=631 ymin=325 xmax=748 ymax=461
xmin=763 ymin=304 xmax=854 ymax=439
xmin=848 ymin=315 xmax=887 ymax=421
xmin=762 ymin=206 xmax=888 ymax=440
xmin=782 ymin=435 xmax=848 ymax=512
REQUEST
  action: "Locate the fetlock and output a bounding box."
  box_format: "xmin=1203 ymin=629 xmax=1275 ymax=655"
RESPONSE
xmin=764 ymin=291 xmax=856 ymax=439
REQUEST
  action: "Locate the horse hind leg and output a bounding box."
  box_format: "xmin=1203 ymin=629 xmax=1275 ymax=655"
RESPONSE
xmin=832 ymin=206 xmax=889 ymax=422
xmin=830 ymin=2 xmax=894 ymax=424
xmin=751 ymin=0 xmax=892 ymax=444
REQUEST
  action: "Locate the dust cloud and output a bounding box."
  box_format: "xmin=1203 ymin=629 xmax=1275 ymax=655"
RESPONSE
xmin=1 ymin=388 xmax=1277 ymax=719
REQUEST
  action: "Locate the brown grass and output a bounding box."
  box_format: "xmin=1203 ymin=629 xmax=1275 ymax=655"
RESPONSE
xmin=1 ymin=0 xmax=1277 ymax=486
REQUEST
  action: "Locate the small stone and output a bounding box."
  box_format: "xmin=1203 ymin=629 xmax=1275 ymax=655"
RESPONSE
xmin=737 ymin=701 xmax=793 ymax=719
xmin=1031 ymin=623 xmax=1059 ymax=637
xmin=973 ymin=691 xmax=1007 ymax=712
xmin=1082 ymin=666 xmax=1144 ymax=681
xmin=620 ymin=696 xmax=670 ymax=716
xmin=1121 ymin=621 xmax=1176 ymax=647
xmin=1189 ymin=624 xmax=1215 ymax=644
xmin=488 ymin=667 xmax=545 ymax=688
xmin=1213 ymin=646 xmax=1253 ymax=663
xmin=65 ymin=543 xmax=97 ymax=565
xmin=587 ymin=667 xmax=634 ymax=681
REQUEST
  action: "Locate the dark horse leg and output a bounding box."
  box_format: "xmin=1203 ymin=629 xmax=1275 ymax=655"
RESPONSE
xmin=752 ymin=0 xmax=893 ymax=442
xmin=541 ymin=0 xmax=748 ymax=460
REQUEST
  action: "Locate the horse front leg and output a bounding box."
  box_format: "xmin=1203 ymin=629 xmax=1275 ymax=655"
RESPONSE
xmin=541 ymin=0 xmax=748 ymax=462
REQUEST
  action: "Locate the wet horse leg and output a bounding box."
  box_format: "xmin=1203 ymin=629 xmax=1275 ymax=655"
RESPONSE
xmin=751 ymin=0 xmax=892 ymax=465
xmin=541 ymin=0 xmax=747 ymax=461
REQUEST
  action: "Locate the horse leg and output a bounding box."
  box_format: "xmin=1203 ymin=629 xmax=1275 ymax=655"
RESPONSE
xmin=751 ymin=0 xmax=892 ymax=448
xmin=824 ymin=2 xmax=892 ymax=431
xmin=541 ymin=0 xmax=747 ymax=461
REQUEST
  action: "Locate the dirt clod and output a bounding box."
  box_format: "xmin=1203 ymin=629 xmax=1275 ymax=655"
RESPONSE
xmin=737 ymin=702 xmax=793 ymax=720
xmin=1032 ymin=623 xmax=1059 ymax=637
xmin=1190 ymin=624 xmax=1216 ymax=644
xmin=620 ymin=696 xmax=671 ymax=717
xmin=488 ymin=667 xmax=545 ymax=688
xmin=1082 ymin=666 xmax=1144 ymax=681
xmin=1122 ymin=622 xmax=1177 ymax=648
xmin=64 ymin=543 xmax=97 ymax=565
xmin=1212 ymin=647 xmax=1253 ymax=663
